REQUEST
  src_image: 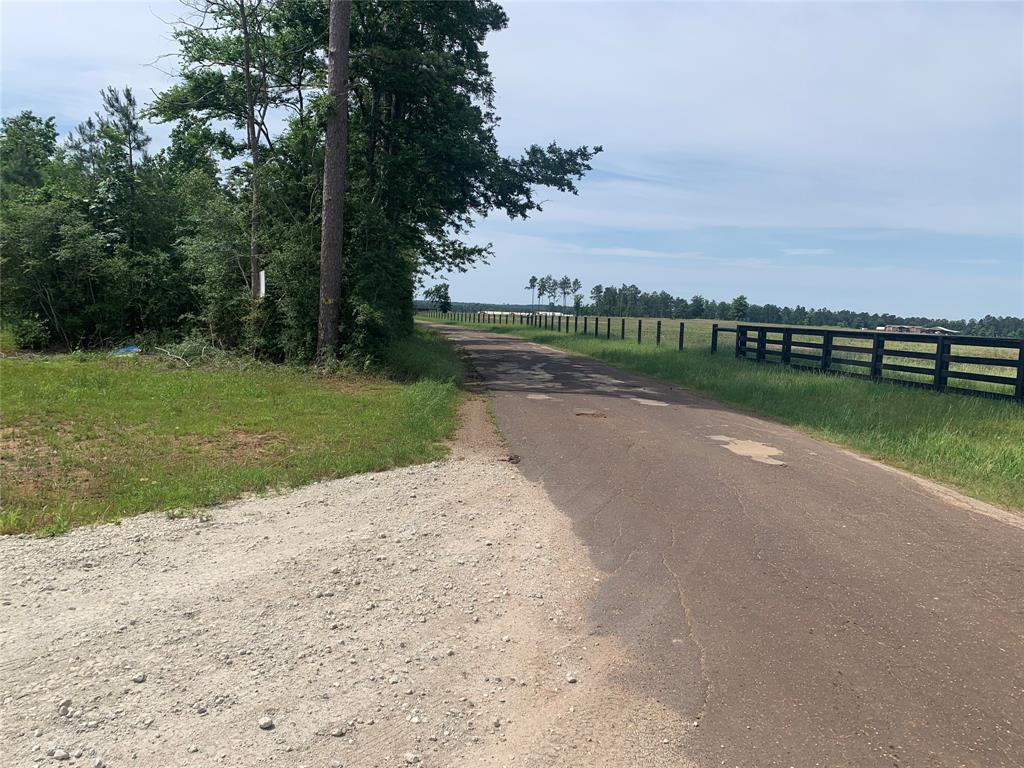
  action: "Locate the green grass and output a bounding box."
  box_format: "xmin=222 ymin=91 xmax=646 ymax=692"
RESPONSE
xmin=1 ymin=328 xmax=463 ymax=534
xmin=427 ymin=316 xmax=1024 ymax=511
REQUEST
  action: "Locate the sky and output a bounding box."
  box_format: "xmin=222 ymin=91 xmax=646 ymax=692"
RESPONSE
xmin=2 ymin=0 xmax=1022 ymax=319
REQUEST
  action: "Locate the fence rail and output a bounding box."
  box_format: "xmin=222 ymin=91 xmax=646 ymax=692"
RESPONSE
xmin=734 ymin=324 xmax=1024 ymax=401
xmin=417 ymin=311 xmax=1023 ymax=401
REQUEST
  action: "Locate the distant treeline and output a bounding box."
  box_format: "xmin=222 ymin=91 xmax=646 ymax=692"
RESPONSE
xmin=416 ymin=283 xmax=1024 ymax=338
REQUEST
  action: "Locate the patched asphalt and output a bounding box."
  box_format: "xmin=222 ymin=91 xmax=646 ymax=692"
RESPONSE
xmin=437 ymin=324 xmax=1024 ymax=768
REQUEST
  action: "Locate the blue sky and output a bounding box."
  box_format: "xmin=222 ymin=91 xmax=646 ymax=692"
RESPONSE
xmin=2 ymin=1 xmax=1022 ymax=318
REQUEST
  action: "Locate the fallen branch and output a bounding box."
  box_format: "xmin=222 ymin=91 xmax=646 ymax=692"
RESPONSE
xmin=155 ymin=346 xmax=191 ymax=367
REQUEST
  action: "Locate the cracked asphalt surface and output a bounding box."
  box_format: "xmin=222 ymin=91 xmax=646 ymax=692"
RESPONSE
xmin=436 ymin=324 xmax=1024 ymax=768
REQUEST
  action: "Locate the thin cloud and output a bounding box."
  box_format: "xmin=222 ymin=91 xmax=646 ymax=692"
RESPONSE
xmin=782 ymin=248 xmax=834 ymax=257
xmin=584 ymin=247 xmax=706 ymax=261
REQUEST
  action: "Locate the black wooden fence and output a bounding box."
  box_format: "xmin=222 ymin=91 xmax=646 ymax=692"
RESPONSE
xmin=733 ymin=324 xmax=1024 ymax=401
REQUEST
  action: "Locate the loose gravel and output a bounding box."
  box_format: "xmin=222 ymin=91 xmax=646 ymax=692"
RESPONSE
xmin=0 ymin=402 xmax=691 ymax=767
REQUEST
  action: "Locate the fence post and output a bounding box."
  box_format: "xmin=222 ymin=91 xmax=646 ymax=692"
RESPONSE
xmin=1015 ymin=340 xmax=1024 ymax=401
xmin=656 ymin=320 xmax=662 ymax=346
xmin=678 ymin=322 xmax=685 ymax=351
xmin=637 ymin=319 xmax=643 ymax=344
xmin=870 ymin=333 xmax=884 ymax=380
xmin=735 ymin=326 xmax=745 ymax=358
xmin=756 ymin=328 xmax=766 ymax=361
xmin=584 ymin=316 xmax=588 ymax=334
xmin=782 ymin=329 xmax=792 ymax=365
xmin=574 ymin=316 xmax=578 ymax=333
xmin=821 ymin=331 xmax=833 ymax=371
xmin=620 ymin=318 xmax=625 ymax=339
xmin=934 ymin=336 xmax=950 ymax=391
xmin=711 ymin=323 xmax=719 ymax=353
xmin=606 ymin=318 xmax=611 ymax=339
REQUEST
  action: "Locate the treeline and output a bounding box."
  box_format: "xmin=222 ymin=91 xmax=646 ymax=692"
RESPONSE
xmin=0 ymin=1 xmax=598 ymax=361
xmin=423 ymin=285 xmax=1022 ymax=339
xmin=583 ymin=284 xmax=1023 ymax=338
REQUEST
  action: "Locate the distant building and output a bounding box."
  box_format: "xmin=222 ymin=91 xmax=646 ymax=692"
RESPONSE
xmin=477 ymin=310 xmax=532 ymax=318
xmin=875 ymin=325 xmax=957 ymax=335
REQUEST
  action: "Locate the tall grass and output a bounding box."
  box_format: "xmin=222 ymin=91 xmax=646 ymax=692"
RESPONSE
xmin=430 ymin=317 xmax=1024 ymax=511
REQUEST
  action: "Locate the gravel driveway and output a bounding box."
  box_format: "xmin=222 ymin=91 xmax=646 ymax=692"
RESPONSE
xmin=0 ymin=399 xmax=690 ymax=767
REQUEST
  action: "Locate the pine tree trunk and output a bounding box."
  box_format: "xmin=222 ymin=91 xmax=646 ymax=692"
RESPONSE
xmin=315 ymin=0 xmax=352 ymax=362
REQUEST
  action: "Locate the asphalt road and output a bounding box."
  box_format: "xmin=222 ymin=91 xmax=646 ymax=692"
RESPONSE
xmin=436 ymin=324 xmax=1024 ymax=768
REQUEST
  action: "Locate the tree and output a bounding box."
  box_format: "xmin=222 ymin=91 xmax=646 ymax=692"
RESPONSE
xmin=0 ymin=111 xmax=57 ymax=194
xmin=99 ymin=87 xmax=150 ymax=176
xmin=590 ymin=284 xmax=603 ymax=311
xmin=1 ymin=91 xmax=194 ymax=349
xmin=526 ymin=275 xmax=538 ymax=310
xmin=729 ymin=294 xmax=750 ymax=321
xmin=423 ymin=283 xmax=451 ymax=313
xmin=536 ymin=275 xmax=551 ymax=307
xmin=315 ymin=0 xmax=352 ymax=363
xmin=571 ymin=279 xmax=583 ymax=315
xmin=558 ymin=275 xmax=572 ymax=308
xmin=689 ymin=294 xmax=708 ymax=319
xmin=152 ymin=0 xmax=280 ymax=302
xmin=548 ymin=276 xmax=560 ymax=306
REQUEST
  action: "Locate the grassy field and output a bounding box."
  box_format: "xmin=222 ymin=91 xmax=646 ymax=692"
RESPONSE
xmin=0 ymin=329 xmax=463 ymax=534
xmin=426 ymin=315 xmax=1024 ymax=511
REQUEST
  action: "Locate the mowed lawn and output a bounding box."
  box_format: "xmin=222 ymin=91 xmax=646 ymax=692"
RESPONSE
xmin=1 ymin=330 xmax=463 ymax=534
xmin=428 ymin=316 xmax=1024 ymax=511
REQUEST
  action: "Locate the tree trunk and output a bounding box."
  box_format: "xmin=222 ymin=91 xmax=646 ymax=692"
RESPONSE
xmin=315 ymin=0 xmax=352 ymax=362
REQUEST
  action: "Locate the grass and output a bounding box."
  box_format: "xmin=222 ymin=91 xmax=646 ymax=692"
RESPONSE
xmin=425 ymin=316 xmax=1024 ymax=511
xmin=0 ymin=328 xmax=463 ymax=534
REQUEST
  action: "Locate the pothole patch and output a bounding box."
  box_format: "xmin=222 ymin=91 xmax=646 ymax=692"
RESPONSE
xmin=708 ymin=435 xmax=786 ymax=466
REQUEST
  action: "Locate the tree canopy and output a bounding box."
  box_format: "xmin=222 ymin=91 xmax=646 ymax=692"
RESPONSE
xmin=1 ymin=0 xmax=601 ymax=360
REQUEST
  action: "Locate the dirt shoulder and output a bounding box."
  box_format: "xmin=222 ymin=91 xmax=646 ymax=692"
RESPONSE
xmin=0 ymin=397 xmax=691 ymax=768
